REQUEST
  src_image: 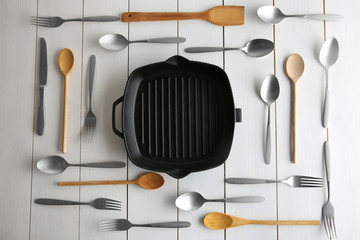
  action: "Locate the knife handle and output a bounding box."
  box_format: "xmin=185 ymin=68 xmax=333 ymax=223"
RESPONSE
xmin=37 ymin=87 xmax=45 ymax=135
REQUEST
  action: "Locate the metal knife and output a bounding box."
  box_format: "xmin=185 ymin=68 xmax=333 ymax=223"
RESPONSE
xmin=37 ymin=38 xmax=47 ymax=135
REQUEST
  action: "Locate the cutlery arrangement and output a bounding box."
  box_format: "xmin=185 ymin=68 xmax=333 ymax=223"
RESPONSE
xmin=99 ymin=34 xmax=186 ymax=52
xmin=83 ymin=55 xmax=97 ymax=143
xmin=35 ymin=198 xmax=121 ymax=211
xmin=37 ymin=38 xmax=47 ymax=136
xmin=98 ymin=219 xmax=191 ymax=231
xmin=36 ymin=155 xmax=126 ymax=175
xmin=226 ymin=175 xmax=323 ymax=188
xmin=175 ymin=192 xmax=265 ymax=211
xmin=32 ymin=2 xmax=343 ymax=237
xmin=285 ymin=53 xmax=305 ymax=164
xmin=260 ymin=74 xmax=280 ymax=164
xmin=58 ymin=48 xmax=75 ymax=154
xmin=204 ymin=212 xmax=320 ymax=230
xmin=257 ymin=6 xmax=344 ymax=24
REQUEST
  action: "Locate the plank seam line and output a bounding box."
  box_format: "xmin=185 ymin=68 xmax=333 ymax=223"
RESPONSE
xmin=126 ymin=1 xmax=130 ymax=240
xmin=28 ymin=0 xmax=39 ymax=238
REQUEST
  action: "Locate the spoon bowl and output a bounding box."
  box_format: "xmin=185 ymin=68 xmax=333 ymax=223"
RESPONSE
xmin=319 ymin=37 xmax=339 ymax=69
xmin=37 ymin=156 xmax=69 ymax=174
xmin=175 ymin=192 xmax=206 ymax=211
xmin=99 ymin=34 xmax=129 ymax=52
xmin=59 ymin=48 xmax=75 ymax=76
xmin=257 ymin=6 xmax=285 ymax=24
xmin=242 ymin=39 xmax=274 ymax=58
xmin=135 ymin=173 xmax=165 ymax=190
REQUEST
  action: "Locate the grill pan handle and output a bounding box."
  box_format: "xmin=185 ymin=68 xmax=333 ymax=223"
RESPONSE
xmin=112 ymin=96 xmax=124 ymax=139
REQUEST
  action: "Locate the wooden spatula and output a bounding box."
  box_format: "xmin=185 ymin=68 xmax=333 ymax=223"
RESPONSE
xmin=122 ymin=6 xmax=245 ymax=26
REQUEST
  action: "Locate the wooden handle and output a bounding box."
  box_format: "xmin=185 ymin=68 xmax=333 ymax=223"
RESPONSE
xmin=62 ymin=76 xmax=69 ymax=153
xmin=250 ymin=220 xmax=320 ymax=225
xmin=58 ymin=180 xmax=136 ymax=186
xmin=291 ymin=82 xmax=297 ymax=163
xmin=122 ymin=11 xmax=205 ymax=22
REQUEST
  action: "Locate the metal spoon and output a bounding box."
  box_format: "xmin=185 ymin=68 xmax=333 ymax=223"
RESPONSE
xmin=175 ymin=192 xmax=265 ymax=211
xmin=184 ymin=38 xmax=274 ymax=58
xmin=36 ymin=155 xmax=126 ymax=175
xmin=99 ymin=34 xmax=186 ymax=52
xmin=260 ymin=74 xmax=280 ymax=165
xmin=319 ymin=37 xmax=339 ymax=128
xmin=257 ymin=6 xmax=344 ymax=24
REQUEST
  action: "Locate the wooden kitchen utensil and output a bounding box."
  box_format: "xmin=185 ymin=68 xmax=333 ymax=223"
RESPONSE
xmin=204 ymin=212 xmax=320 ymax=230
xmin=285 ymin=53 xmax=304 ymax=164
xmin=58 ymin=172 xmax=165 ymax=190
xmin=58 ymin=48 xmax=75 ymax=154
xmin=122 ymin=6 xmax=245 ymax=26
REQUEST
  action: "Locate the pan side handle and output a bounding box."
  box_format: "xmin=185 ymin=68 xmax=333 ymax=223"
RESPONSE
xmin=112 ymin=96 xmax=124 ymax=138
xmin=235 ymin=108 xmax=242 ymax=123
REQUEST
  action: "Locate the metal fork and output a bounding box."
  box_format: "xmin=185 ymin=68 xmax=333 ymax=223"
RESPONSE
xmin=30 ymin=16 xmax=120 ymax=28
xmin=226 ymin=175 xmax=323 ymax=188
xmin=35 ymin=198 xmax=121 ymax=211
xmin=322 ymin=141 xmax=337 ymax=238
xmin=83 ymin=55 xmax=97 ymax=143
xmin=98 ymin=219 xmax=191 ymax=231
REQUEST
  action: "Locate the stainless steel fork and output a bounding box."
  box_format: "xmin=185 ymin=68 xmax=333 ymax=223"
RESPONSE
xmin=322 ymin=141 xmax=337 ymax=238
xmin=226 ymin=175 xmax=323 ymax=188
xmin=30 ymin=16 xmax=120 ymax=28
xmin=83 ymin=55 xmax=97 ymax=143
xmin=35 ymin=198 xmax=121 ymax=211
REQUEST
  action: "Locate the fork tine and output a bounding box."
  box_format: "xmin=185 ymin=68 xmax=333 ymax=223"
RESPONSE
xmin=329 ymin=217 xmax=335 ymax=239
xmin=324 ymin=217 xmax=330 ymax=238
xmin=105 ymin=207 xmax=121 ymax=211
xmin=330 ymin=217 xmax=337 ymax=239
xmin=105 ymin=200 xmax=121 ymax=206
xmin=104 ymin=198 xmax=121 ymax=204
xmin=300 ymin=176 xmax=323 ymax=181
xmin=300 ymin=181 xmax=323 ymax=186
xmin=105 ymin=203 xmax=122 ymax=209
xmin=331 ymin=217 xmax=338 ymax=238
xmin=30 ymin=22 xmax=52 ymax=27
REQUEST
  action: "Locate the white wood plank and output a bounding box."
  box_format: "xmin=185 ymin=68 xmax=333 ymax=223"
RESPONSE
xmin=0 ymin=0 xmax=36 ymax=239
xmin=223 ymin=0 xmax=278 ymax=239
xmin=274 ymin=0 xmax=327 ymax=239
xmin=30 ymin=0 xmax=84 ymax=239
xmin=325 ymin=0 xmax=360 ymax=239
xmin=127 ymin=1 xmax=178 ymax=240
xmin=177 ymin=1 xmax=224 ymax=240
xmin=79 ymin=1 xmax=128 ymax=240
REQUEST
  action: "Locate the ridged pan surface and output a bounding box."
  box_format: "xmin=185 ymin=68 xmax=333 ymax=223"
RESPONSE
xmin=115 ymin=56 xmax=237 ymax=178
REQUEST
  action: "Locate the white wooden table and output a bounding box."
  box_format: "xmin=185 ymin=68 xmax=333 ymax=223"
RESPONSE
xmin=1 ymin=0 xmax=360 ymax=239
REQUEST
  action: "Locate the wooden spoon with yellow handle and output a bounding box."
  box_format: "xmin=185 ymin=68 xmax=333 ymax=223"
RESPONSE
xmin=204 ymin=213 xmax=320 ymax=230
xmin=122 ymin=6 xmax=245 ymax=26
xmin=58 ymin=48 xmax=75 ymax=154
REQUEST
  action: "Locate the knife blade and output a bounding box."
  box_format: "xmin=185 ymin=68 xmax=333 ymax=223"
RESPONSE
xmin=37 ymin=37 xmax=47 ymax=135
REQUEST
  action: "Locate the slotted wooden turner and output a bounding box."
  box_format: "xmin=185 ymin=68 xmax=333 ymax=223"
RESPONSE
xmin=122 ymin=6 xmax=245 ymax=26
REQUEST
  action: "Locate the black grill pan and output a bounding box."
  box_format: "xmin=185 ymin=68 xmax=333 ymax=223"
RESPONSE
xmin=112 ymin=56 xmax=241 ymax=178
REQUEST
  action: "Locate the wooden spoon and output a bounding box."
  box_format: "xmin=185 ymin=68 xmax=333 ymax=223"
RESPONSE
xmin=204 ymin=212 xmax=320 ymax=230
xmin=58 ymin=48 xmax=75 ymax=154
xmin=285 ymin=53 xmax=305 ymax=164
xmin=122 ymin=6 xmax=245 ymax=26
xmin=58 ymin=173 xmax=165 ymax=190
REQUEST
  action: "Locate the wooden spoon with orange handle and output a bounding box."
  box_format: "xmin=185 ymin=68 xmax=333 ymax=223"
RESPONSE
xmin=58 ymin=173 xmax=165 ymax=190
xmin=204 ymin=213 xmax=320 ymax=230
xmin=122 ymin=6 xmax=244 ymax=26
xmin=285 ymin=53 xmax=305 ymax=164
xmin=58 ymin=49 xmax=75 ymax=154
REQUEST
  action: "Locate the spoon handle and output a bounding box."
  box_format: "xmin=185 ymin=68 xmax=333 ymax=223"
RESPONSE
xmin=223 ymin=196 xmax=265 ymax=203
xmin=289 ymin=14 xmax=343 ymax=21
xmin=136 ymin=221 xmax=191 ymax=228
xmin=62 ymin=75 xmax=69 ymax=154
xmin=291 ymin=82 xmax=297 ymax=163
xmin=249 ymin=220 xmax=320 ymax=225
xmin=58 ymin=180 xmax=136 ymax=186
xmin=122 ymin=11 xmax=205 ymax=22
xmin=323 ymin=88 xmax=329 ymax=128
xmin=73 ymin=161 xmax=126 ymax=168
xmin=146 ymin=37 xmax=186 ymax=43
xmin=184 ymin=47 xmax=239 ymax=53
xmin=264 ymin=105 xmax=271 ymax=164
